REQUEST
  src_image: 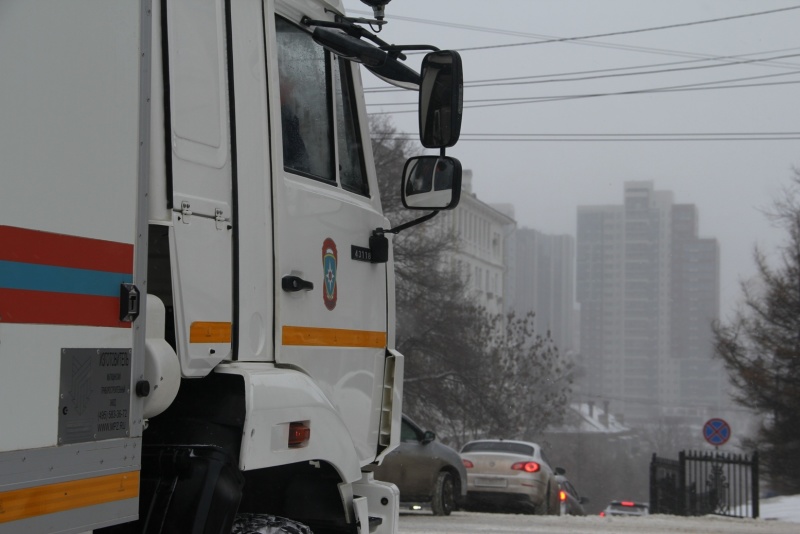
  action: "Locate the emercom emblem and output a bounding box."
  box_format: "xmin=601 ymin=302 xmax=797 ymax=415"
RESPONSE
xmin=322 ymin=238 xmax=338 ymax=310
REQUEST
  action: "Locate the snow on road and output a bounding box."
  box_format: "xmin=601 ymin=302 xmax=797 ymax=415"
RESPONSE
xmin=397 ymin=495 xmax=800 ymax=533
xmin=398 ymin=512 xmax=799 ymax=533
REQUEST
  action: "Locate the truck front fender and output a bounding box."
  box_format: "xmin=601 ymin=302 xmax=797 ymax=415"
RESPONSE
xmin=215 ymin=363 xmax=361 ymax=483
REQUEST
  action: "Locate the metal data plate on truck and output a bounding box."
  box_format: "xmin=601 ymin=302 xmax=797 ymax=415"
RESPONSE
xmin=58 ymin=349 xmax=133 ymax=445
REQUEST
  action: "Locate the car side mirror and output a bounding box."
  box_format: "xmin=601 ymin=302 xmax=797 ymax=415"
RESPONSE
xmin=421 ymin=430 xmax=436 ymax=444
xmin=401 ymin=155 xmax=461 ymax=210
xmin=555 ymin=466 xmax=566 ymax=475
xmin=419 ymin=50 xmax=462 ymax=149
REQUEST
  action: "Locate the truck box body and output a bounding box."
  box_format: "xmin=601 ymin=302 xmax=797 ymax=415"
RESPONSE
xmin=0 ymin=1 xmax=147 ymax=531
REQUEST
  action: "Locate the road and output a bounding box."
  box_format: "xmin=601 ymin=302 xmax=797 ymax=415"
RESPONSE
xmin=397 ymin=511 xmax=800 ymax=534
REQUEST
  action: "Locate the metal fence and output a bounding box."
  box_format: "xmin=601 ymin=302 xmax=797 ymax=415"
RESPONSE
xmin=650 ymin=450 xmax=759 ymax=519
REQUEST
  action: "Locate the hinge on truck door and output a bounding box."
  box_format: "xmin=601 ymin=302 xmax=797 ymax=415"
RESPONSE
xmin=214 ymin=208 xmax=228 ymax=230
xmin=174 ymin=201 xmax=230 ymax=229
xmin=120 ymin=283 xmax=140 ymax=322
xmin=180 ymin=201 xmax=193 ymax=224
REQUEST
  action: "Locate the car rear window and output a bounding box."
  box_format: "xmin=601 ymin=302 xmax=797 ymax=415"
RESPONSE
xmin=461 ymin=442 xmax=535 ymax=456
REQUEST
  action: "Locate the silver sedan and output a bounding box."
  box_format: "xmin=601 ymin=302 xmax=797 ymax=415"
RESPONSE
xmin=460 ymin=439 xmax=560 ymax=515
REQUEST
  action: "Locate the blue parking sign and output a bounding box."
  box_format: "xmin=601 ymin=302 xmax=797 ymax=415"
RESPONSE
xmin=703 ymin=418 xmax=731 ymax=447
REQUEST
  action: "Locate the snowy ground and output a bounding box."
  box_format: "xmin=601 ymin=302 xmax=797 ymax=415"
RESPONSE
xmin=759 ymin=493 xmax=800 ymax=524
xmin=396 ymin=494 xmax=800 ymax=533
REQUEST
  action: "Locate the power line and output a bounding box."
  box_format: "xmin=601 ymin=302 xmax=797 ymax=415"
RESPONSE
xmin=377 ymin=136 xmax=800 ymax=143
xmin=366 ymin=70 xmax=800 ymax=112
xmin=464 ymin=74 xmax=800 ymax=110
xmin=456 ymin=132 xmax=800 ymax=137
xmin=357 ymin=8 xmax=800 ymax=98
xmin=453 ymin=5 xmax=800 ymax=53
xmin=351 ymin=5 xmax=800 ymax=54
xmin=467 ymin=52 xmax=800 ymax=89
xmin=364 ymin=47 xmax=800 ymax=93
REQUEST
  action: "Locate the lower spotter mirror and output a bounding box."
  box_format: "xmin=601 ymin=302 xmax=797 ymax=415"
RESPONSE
xmin=401 ymin=155 xmax=462 ymax=210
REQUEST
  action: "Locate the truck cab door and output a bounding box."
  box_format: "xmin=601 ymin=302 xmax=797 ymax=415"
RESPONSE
xmin=164 ymin=0 xmax=234 ymax=376
xmin=269 ymin=13 xmax=389 ymax=464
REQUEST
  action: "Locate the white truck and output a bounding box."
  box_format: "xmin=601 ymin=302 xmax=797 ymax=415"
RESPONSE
xmin=0 ymin=1 xmax=463 ymax=532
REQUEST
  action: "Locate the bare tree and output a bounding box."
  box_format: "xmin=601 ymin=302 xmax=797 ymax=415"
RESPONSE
xmin=712 ymin=170 xmax=800 ymax=493
xmin=370 ymin=115 xmax=573 ymax=447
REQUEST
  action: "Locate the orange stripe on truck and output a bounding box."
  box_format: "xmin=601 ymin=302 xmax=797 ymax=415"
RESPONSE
xmin=190 ymin=321 xmax=232 ymax=343
xmin=0 ymin=471 xmax=139 ymax=524
xmin=282 ymin=326 xmax=386 ymax=348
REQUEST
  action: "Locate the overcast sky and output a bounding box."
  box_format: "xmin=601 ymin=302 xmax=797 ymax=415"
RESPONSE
xmin=342 ymin=0 xmax=800 ymax=315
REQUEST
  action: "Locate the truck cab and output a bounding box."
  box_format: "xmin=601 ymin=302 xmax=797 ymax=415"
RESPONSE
xmin=0 ymin=1 xmax=462 ymax=533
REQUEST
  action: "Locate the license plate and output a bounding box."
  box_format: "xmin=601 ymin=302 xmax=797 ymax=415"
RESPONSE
xmin=474 ymin=477 xmax=507 ymax=488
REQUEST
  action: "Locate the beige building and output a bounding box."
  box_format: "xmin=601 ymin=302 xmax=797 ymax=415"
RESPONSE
xmin=438 ymin=170 xmax=515 ymax=315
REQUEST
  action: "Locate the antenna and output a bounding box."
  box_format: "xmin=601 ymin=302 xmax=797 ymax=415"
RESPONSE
xmin=359 ymin=0 xmax=392 ymax=21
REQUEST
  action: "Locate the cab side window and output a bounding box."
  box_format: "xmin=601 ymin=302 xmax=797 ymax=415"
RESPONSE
xmin=275 ymin=17 xmax=369 ymax=197
xmin=334 ymin=57 xmax=369 ymax=196
xmin=276 ymin=17 xmax=334 ymax=181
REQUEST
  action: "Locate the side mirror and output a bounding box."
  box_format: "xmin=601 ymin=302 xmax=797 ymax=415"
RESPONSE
xmin=401 ymin=155 xmax=461 ymax=210
xmin=419 ymin=50 xmax=463 ymax=149
xmin=422 ymin=430 xmax=436 ymax=444
xmin=555 ymin=467 xmax=566 ymax=475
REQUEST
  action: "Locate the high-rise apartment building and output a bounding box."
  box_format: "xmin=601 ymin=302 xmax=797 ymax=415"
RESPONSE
xmin=508 ymin=227 xmax=576 ymax=356
xmin=576 ymin=182 xmax=723 ymax=425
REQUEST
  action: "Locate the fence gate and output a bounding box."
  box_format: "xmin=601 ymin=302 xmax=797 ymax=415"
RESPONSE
xmin=650 ymin=450 xmax=759 ymax=519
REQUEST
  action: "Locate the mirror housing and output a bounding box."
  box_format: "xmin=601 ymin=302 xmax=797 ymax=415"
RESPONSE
xmin=366 ymin=56 xmax=420 ymax=90
xmin=419 ymin=50 xmax=463 ymax=149
xmin=422 ymin=430 xmax=436 ymax=444
xmin=401 ymin=155 xmax=462 ymax=210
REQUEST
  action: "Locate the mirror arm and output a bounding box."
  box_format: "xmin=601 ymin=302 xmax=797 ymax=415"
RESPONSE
xmin=303 ymin=16 xmax=441 ymax=63
xmin=375 ymin=210 xmax=440 ymax=236
xmin=303 ymin=16 xmax=405 ymax=59
xmin=368 ymin=212 xmax=439 ymax=264
xmin=383 ymin=44 xmax=439 ymax=53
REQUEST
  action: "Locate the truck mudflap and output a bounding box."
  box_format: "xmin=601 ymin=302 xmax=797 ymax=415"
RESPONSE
xmin=97 ymin=444 xmax=244 ymax=534
xmin=352 ymin=471 xmax=400 ymax=534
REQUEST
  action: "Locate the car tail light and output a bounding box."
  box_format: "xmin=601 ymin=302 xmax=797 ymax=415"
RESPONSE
xmin=559 ymin=490 xmax=567 ymax=502
xmin=288 ymin=421 xmax=310 ymax=448
xmin=599 ymin=511 xmax=606 ymax=517
xmin=511 ymin=461 xmax=540 ymax=473
xmin=621 ymin=501 xmax=635 ymax=507
xmin=462 ymin=459 xmax=474 ymax=468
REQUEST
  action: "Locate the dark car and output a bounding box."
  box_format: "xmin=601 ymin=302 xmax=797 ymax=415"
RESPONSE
xmin=555 ymin=470 xmax=588 ymax=516
xmin=369 ymin=415 xmax=467 ymax=515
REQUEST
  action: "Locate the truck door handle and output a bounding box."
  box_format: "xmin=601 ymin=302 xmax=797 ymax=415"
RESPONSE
xmin=282 ymin=275 xmax=314 ymax=292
